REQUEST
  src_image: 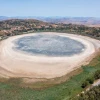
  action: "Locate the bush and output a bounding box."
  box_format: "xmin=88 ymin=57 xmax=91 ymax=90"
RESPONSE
xmin=81 ymin=81 xmax=89 ymax=88
xmin=81 ymin=70 xmax=100 ymax=89
xmin=78 ymin=85 xmax=100 ymax=100
xmin=86 ymin=77 xmax=94 ymax=84
xmin=94 ymin=70 xmax=100 ymax=79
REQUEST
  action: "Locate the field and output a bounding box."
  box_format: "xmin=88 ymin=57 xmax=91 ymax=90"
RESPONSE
xmin=0 ymin=52 xmax=100 ymax=100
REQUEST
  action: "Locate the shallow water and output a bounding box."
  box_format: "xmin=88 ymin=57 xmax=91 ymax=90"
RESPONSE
xmin=13 ymin=34 xmax=85 ymax=56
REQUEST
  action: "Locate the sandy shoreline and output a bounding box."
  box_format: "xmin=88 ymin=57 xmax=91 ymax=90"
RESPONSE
xmin=0 ymin=32 xmax=100 ymax=79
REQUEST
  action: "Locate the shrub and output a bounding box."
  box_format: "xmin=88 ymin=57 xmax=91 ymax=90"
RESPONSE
xmin=94 ymin=70 xmax=100 ymax=79
xmin=78 ymin=85 xmax=100 ymax=100
xmin=81 ymin=81 xmax=89 ymax=88
xmin=86 ymin=77 xmax=94 ymax=84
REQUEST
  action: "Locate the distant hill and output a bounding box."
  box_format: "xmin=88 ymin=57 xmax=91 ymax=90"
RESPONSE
xmin=1 ymin=16 xmax=100 ymax=27
xmin=0 ymin=16 xmax=9 ymax=21
xmin=0 ymin=19 xmax=56 ymax=38
xmin=35 ymin=17 xmax=100 ymax=27
xmin=0 ymin=18 xmax=100 ymax=40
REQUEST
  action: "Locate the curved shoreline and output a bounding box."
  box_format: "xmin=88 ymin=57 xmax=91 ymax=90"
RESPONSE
xmin=0 ymin=32 xmax=100 ymax=80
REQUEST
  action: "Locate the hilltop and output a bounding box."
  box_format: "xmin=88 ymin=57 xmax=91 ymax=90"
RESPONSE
xmin=0 ymin=18 xmax=100 ymax=40
xmin=1 ymin=16 xmax=100 ymax=27
xmin=0 ymin=19 xmax=56 ymax=37
xmin=36 ymin=17 xmax=100 ymax=27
